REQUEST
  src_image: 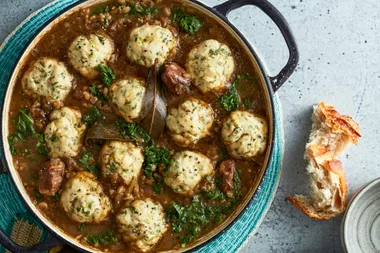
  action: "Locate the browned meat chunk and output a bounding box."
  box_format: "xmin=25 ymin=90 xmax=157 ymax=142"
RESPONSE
xmin=219 ymin=160 xmax=235 ymax=198
xmin=161 ymin=62 xmax=191 ymax=95
xmin=39 ymin=158 xmax=65 ymax=196
xmin=62 ymin=157 xmax=78 ymax=171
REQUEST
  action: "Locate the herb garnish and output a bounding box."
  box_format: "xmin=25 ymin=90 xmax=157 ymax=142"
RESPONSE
xmin=152 ymin=182 xmax=165 ymax=194
xmin=8 ymin=109 xmax=49 ymax=156
xmin=115 ymin=119 xmax=150 ymax=144
xmin=97 ymin=65 xmax=115 ymax=88
xmin=129 ymin=4 xmax=158 ymax=16
xmin=218 ymin=84 xmax=239 ymax=112
xmin=33 ymin=190 xmax=44 ymax=201
xmin=92 ymin=5 xmax=110 ymax=16
xmin=89 ymin=84 xmax=106 ymax=102
xmin=93 ymin=3 xmax=158 ymax=17
xmin=53 ymin=193 xmax=60 ymax=201
xmin=79 ymin=223 xmax=86 ymax=232
xmin=85 ymin=231 xmax=118 ymax=245
xmin=167 ymin=196 xmax=228 ymax=247
xmin=168 ymin=170 xmax=242 ymax=246
xmin=243 ymin=99 xmax=251 ymax=108
xmin=218 ymin=73 xmax=255 ymax=112
xmin=220 ymin=147 xmax=228 ymax=157
xmin=202 ymin=188 xmax=225 ymax=201
xmin=234 ymin=73 xmax=255 ymax=86
xmin=173 ymin=7 xmax=203 ymax=35
xmin=83 ymin=107 xmax=104 ymax=126
xmin=142 ymin=141 xmax=171 ymax=178
xmin=80 ymin=151 xmax=100 ymax=175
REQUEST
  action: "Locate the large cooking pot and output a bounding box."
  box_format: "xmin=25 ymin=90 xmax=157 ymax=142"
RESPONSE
xmin=0 ymin=0 xmax=299 ymax=252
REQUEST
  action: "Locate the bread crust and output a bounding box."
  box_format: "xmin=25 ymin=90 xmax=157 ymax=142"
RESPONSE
xmin=318 ymin=102 xmax=361 ymax=144
xmin=288 ymin=102 xmax=360 ymax=220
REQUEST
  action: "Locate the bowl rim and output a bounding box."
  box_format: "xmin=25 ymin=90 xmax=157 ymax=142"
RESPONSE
xmin=341 ymin=177 xmax=380 ymax=253
xmin=0 ymin=0 xmax=279 ymax=252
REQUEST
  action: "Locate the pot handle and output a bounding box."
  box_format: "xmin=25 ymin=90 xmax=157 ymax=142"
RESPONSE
xmin=214 ymin=0 xmax=299 ymax=92
xmin=0 ymin=228 xmax=62 ymax=253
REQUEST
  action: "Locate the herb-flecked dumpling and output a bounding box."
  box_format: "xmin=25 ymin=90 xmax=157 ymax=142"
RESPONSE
xmin=166 ymin=98 xmax=214 ymax=147
xmin=60 ymin=172 xmax=111 ymax=223
xmin=186 ymin=39 xmax=234 ymax=94
xmin=126 ymin=24 xmax=177 ymax=67
xmin=22 ymin=57 xmax=73 ymax=103
xmin=221 ymin=110 xmax=268 ymax=160
xmin=99 ymin=141 xmax=144 ymax=185
xmin=116 ymin=198 xmax=167 ymax=252
xmin=109 ymin=78 xmax=146 ymax=123
xmin=68 ymin=33 xmax=114 ymax=79
xmin=164 ymin=150 xmax=214 ymax=195
xmin=44 ymin=107 xmax=86 ymax=158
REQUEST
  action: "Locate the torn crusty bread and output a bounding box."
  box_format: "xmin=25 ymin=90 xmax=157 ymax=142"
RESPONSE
xmin=288 ymin=102 xmax=361 ymax=220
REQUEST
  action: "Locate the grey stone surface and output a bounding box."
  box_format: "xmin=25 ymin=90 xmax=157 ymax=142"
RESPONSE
xmin=1 ymin=0 xmax=379 ymax=252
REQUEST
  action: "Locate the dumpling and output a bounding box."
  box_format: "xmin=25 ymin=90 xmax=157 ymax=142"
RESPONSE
xmin=99 ymin=141 xmax=144 ymax=185
xmin=22 ymin=57 xmax=73 ymax=103
xmin=109 ymin=78 xmax=146 ymax=122
xmin=44 ymin=107 xmax=86 ymax=158
xmin=116 ymin=198 xmax=167 ymax=252
xmin=68 ymin=33 xmax=114 ymax=79
xmin=60 ymin=172 xmax=111 ymax=223
xmin=186 ymin=39 xmax=234 ymax=94
xmin=164 ymin=150 xmax=214 ymax=195
xmin=126 ymin=24 xmax=177 ymax=67
xmin=221 ymin=110 xmax=268 ymax=160
xmin=166 ymin=98 xmax=214 ymax=147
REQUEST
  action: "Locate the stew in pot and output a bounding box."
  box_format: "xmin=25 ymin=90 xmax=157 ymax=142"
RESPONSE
xmin=7 ymin=0 xmax=269 ymax=252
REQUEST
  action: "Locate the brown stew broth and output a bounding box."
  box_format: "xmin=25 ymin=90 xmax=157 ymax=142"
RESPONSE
xmin=8 ymin=0 xmax=268 ymax=252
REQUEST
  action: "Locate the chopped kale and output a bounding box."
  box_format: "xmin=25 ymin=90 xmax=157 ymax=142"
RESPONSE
xmin=80 ymin=151 xmax=100 ymax=175
xmin=173 ymin=7 xmax=203 ymax=35
xmin=79 ymin=223 xmax=86 ymax=232
xmin=202 ymin=188 xmax=225 ymax=201
xmin=115 ymin=119 xmax=150 ymax=144
xmin=83 ymin=107 xmax=104 ymax=126
xmin=97 ymin=65 xmax=115 ymax=88
xmin=142 ymin=141 xmax=171 ymax=178
xmin=85 ymin=164 xmax=100 ymax=174
xmin=129 ymin=4 xmax=158 ymax=16
xmin=220 ymin=147 xmax=228 ymax=157
xmin=33 ymin=190 xmax=44 ymax=201
xmin=243 ymin=99 xmax=251 ymax=108
xmin=85 ymin=231 xmax=117 ymax=245
xmin=89 ymin=84 xmax=106 ymax=102
xmin=152 ymin=182 xmax=164 ymax=194
xmin=8 ymin=109 xmax=49 ymax=156
xmin=53 ymin=193 xmax=60 ymax=201
xmin=79 ymin=151 xmax=92 ymax=165
xmin=218 ymin=84 xmax=239 ymax=112
xmin=167 ymin=196 xmax=228 ymax=247
xmin=168 ymin=170 xmax=242 ymax=246
xmin=218 ymin=73 xmax=256 ymax=112
xmin=92 ymin=5 xmax=110 ymax=16
xmin=233 ymin=73 xmax=255 ymax=86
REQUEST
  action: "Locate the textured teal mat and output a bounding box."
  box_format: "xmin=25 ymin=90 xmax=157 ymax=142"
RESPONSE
xmin=0 ymin=1 xmax=284 ymax=252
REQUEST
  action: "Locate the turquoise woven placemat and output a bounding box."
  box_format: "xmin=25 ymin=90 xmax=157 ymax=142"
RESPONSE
xmin=0 ymin=1 xmax=284 ymax=252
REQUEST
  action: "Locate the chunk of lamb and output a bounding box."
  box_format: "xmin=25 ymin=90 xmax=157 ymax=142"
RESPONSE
xmin=161 ymin=62 xmax=191 ymax=95
xmin=219 ymin=160 xmax=235 ymax=198
xmin=39 ymin=158 xmax=65 ymax=196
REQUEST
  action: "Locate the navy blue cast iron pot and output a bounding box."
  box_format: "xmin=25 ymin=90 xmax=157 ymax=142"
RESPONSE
xmin=0 ymin=0 xmax=298 ymax=252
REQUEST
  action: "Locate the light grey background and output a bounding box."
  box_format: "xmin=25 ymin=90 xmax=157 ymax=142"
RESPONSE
xmin=1 ymin=0 xmax=379 ymax=252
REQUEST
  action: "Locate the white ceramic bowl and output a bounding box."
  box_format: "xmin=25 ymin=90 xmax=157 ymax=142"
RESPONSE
xmin=341 ymin=178 xmax=380 ymax=253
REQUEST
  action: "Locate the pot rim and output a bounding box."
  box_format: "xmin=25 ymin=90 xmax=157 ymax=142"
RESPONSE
xmin=0 ymin=0 xmax=277 ymax=252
